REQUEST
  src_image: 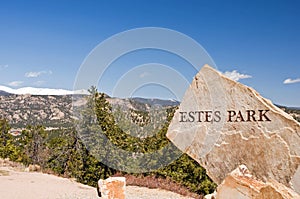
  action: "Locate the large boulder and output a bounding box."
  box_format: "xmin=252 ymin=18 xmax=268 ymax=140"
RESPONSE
xmin=166 ymin=65 xmax=300 ymax=193
xmin=216 ymin=165 xmax=300 ymax=199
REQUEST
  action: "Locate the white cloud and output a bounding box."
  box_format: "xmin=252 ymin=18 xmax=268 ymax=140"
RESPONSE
xmin=223 ymin=70 xmax=252 ymax=81
xmin=283 ymin=78 xmax=300 ymax=84
xmin=7 ymin=81 xmax=23 ymax=87
xmin=25 ymin=70 xmax=52 ymax=78
xmin=25 ymin=72 xmax=40 ymax=77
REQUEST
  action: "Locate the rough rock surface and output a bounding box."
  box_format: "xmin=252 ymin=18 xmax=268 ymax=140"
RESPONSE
xmin=98 ymin=177 xmax=126 ymax=199
xmin=216 ymin=165 xmax=300 ymax=199
xmin=166 ymin=65 xmax=300 ymax=193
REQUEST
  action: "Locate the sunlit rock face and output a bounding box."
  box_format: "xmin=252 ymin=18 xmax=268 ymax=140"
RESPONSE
xmin=215 ymin=165 xmax=300 ymax=199
xmin=98 ymin=177 xmax=126 ymax=199
xmin=166 ymin=65 xmax=300 ymax=193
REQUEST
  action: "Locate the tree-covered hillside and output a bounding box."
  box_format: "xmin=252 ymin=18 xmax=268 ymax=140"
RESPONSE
xmin=0 ymin=89 xmax=216 ymax=197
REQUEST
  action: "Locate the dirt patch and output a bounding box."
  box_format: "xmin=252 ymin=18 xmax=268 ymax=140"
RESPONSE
xmin=0 ymin=164 xmax=194 ymax=199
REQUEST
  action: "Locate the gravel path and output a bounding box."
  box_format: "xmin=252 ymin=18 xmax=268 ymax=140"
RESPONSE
xmin=0 ymin=166 xmax=194 ymax=199
xmin=126 ymin=186 xmax=194 ymax=199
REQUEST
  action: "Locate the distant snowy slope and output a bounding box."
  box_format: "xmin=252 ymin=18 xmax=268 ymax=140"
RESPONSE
xmin=0 ymin=85 xmax=88 ymax=95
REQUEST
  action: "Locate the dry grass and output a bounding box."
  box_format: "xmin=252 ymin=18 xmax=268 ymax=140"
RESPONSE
xmin=0 ymin=158 xmax=25 ymax=171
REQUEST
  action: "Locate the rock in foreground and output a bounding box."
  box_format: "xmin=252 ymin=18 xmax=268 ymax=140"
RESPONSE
xmin=216 ymin=165 xmax=300 ymax=199
xmin=166 ymin=65 xmax=300 ymax=193
xmin=98 ymin=177 xmax=126 ymax=199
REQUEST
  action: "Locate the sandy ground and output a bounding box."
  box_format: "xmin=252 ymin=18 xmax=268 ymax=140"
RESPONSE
xmin=0 ymin=166 xmax=194 ymax=199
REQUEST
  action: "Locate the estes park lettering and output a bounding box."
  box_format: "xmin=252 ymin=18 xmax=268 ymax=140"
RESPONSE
xmin=179 ymin=110 xmax=271 ymax=122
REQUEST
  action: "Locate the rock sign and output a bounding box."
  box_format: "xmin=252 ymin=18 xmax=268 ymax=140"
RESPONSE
xmin=166 ymin=65 xmax=300 ymax=193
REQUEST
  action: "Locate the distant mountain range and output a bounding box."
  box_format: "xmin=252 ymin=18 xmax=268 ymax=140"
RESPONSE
xmin=276 ymin=104 xmax=300 ymax=111
xmin=0 ymin=90 xmax=11 ymax=96
xmin=0 ymin=87 xmax=180 ymax=128
xmin=0 ymin=86 xmax=298 ymax=127
xmin=131 ymin=97 xmax=179 ymax=107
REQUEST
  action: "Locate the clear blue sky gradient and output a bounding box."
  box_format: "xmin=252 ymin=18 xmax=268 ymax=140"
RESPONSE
xmin=0 ymin=0 xmax=299 ymax=106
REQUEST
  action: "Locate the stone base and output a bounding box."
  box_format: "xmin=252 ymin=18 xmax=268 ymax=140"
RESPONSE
xmin=98 ymin=177 xmax=126 ymax=199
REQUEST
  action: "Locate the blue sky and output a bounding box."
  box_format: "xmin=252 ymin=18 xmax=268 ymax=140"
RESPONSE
xmin=0 ymin=0 xmax=299 ymax=106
